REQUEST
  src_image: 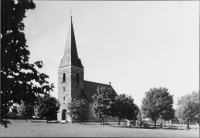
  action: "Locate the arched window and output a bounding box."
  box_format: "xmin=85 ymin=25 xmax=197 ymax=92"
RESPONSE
xmin=63 ymin=96 xmax=65 ymax=101
xmin=76 ymin=73 xmax=79 ymax=83
xmin=63 ymin=73 xmax=66 ymax=82
xmin=63 ymin=87 xmax=65 ymax=91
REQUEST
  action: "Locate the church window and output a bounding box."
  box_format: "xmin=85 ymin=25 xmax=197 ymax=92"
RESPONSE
xmin=63 ymin=96 xmax=65 ymax=101
xmin=76 ymin=73 xmax=79 ymax=83
xmin=63 ymin=87 xmax=65 ymax=91
xmin=63 ymin=73 xmax=66 ymax=82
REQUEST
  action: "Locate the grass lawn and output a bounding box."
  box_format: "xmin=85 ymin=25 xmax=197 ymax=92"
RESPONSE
xmin=0 ymin=119 xmax=199 ymax=137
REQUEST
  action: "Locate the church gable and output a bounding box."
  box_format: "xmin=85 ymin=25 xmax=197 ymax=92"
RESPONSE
xmin=82 ymin=81 xmax=116 ymax=102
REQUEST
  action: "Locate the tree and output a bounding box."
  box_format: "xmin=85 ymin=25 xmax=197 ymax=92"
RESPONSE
xmin=36 ymin=96 xmax=60 ymax=122
xmin=17 ymin=101 xmax=34 ymax=122
xmin=33 ymin=94 xmax=50 ymax=119
xmin=113 ymin=94 xmax=139 ymax=125
xmin=91 ymin=86 xmax=116 ymax=126
xmin=141 ymin=87 xmax=174 ymax=128
xmin=175 ymin=91 xmax=199 ymax=129
xmin=1 ymin=0 xmax=54 ymax=127
xmin=67 ymin=98 xmax=87 ymax=124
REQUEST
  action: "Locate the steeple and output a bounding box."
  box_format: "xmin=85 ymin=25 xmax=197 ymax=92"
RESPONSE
xmin=59 ymin=16 xmax=83 ymax=68
xmin=58 ymin=13 xmax=84 ymax=123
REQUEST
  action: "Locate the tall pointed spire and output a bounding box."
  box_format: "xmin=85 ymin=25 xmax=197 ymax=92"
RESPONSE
xmin=59 ymin=15 xmax=83 ymax=68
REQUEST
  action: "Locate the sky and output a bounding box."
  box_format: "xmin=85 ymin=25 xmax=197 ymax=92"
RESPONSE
xmin=23 ymin=1 xmax=199 ymax=108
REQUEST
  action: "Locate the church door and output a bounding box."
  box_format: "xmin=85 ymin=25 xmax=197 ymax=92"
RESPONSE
xmin=62 ymin=109 xmax=66 ymax=120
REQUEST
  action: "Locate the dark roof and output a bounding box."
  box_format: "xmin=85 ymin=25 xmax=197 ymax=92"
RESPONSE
xmin=59 ymin=16 xmax=83 ymax=68
xmin=81 ymin=80 xmax=116 ymax=102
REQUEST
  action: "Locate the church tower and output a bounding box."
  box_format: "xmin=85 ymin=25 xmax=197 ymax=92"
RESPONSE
xmin=57 ymin=16 xmax=84 ymax=122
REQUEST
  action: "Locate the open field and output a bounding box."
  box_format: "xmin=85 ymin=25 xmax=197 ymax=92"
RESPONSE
xmin=0 ymin=120 xmax=199 ymax=137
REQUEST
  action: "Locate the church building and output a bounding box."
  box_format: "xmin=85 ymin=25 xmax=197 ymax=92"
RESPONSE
xmin=57 ymin=15 xmax=117 ymax=122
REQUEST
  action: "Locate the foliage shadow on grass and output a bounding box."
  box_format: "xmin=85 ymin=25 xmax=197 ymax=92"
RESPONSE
xmin=80 ymin=122 xmax=112 ymax=126
xmin=109 ymin=124 xmax=183 ymax=131
xmin=31 ymin=120 xmax=58 ymax=123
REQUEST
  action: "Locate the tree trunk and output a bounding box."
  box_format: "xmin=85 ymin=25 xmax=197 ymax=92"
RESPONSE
xmin=102 ymin=118 xmax=104 ymax=126
xmin=118 ymin=119 xmax=121 ymax=126
xmin=187 ymin=120 xmax=190 ymax=130
xmin=154 ymin=121 xmax=157 ymax=128
xmin=25 ymin=106 xmax=27 ymax=122
xmin=138 ymin=121 xmax=141 ymax=128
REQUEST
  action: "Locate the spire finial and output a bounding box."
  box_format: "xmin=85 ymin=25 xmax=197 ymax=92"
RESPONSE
xmin=70 ymin=7 xmax=73 ymax=17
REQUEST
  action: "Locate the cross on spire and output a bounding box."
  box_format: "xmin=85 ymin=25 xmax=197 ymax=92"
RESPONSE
xmin=70 ymin=7 xmax=73 ymax=17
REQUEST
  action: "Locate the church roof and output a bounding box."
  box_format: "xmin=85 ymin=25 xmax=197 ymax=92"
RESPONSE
xmin=59 ymin=16 xmax=83 ymax=68
xmin=81 ymin=80 xmax=116 ymax=102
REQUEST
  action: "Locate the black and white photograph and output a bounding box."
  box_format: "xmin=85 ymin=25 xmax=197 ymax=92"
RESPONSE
xmin=1 ymin=0 xmax=199 ymax=137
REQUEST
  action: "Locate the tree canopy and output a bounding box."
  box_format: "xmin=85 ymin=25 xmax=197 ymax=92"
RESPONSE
xmin=141 ymin=87 xmax=174 ymax=128
xmin=113 ymin=94 xmax=139 ymax=125
xmin=91 ymin=86 xmax=116 ymax=126
xmin=67 ymin=98 xmax=87 ymax=124
xmin=1 ymin=0 xmax=54 ymax=127
xmin=175 ymin=91 xmax=199 ymax=129
xmin=35 ymin=96 xmax=60 ymax=122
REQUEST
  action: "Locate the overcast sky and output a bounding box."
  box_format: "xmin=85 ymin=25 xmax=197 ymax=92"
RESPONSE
xmin=24 ymin=1 xmax=199 ymax=108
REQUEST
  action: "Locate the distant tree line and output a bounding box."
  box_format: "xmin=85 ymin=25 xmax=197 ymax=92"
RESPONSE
xmin=91 ymin=86 xmax=199 ymax=129
xmin=6 ymin=94 xmax=60 ymax=123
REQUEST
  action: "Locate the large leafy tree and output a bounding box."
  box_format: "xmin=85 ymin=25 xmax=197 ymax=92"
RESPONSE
xmin=17 ymin=101 xmax=34 ymax=122
xmin=113 ymin=94 xmax=139 ymax=125
xmin=36 ymin=96 xmax=60 ymax=122
xmin=175 ymin=91 xmax=199 ymax=129
xmin=141 ymin=87 xmax=174 ymax=128
xmin=1 ymin=0 xmax=54 ymax=127
xmin=91 ymin=86 xmax=116 ymax=126
xmin=67 ymin=98 xmax=86 ymax=124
